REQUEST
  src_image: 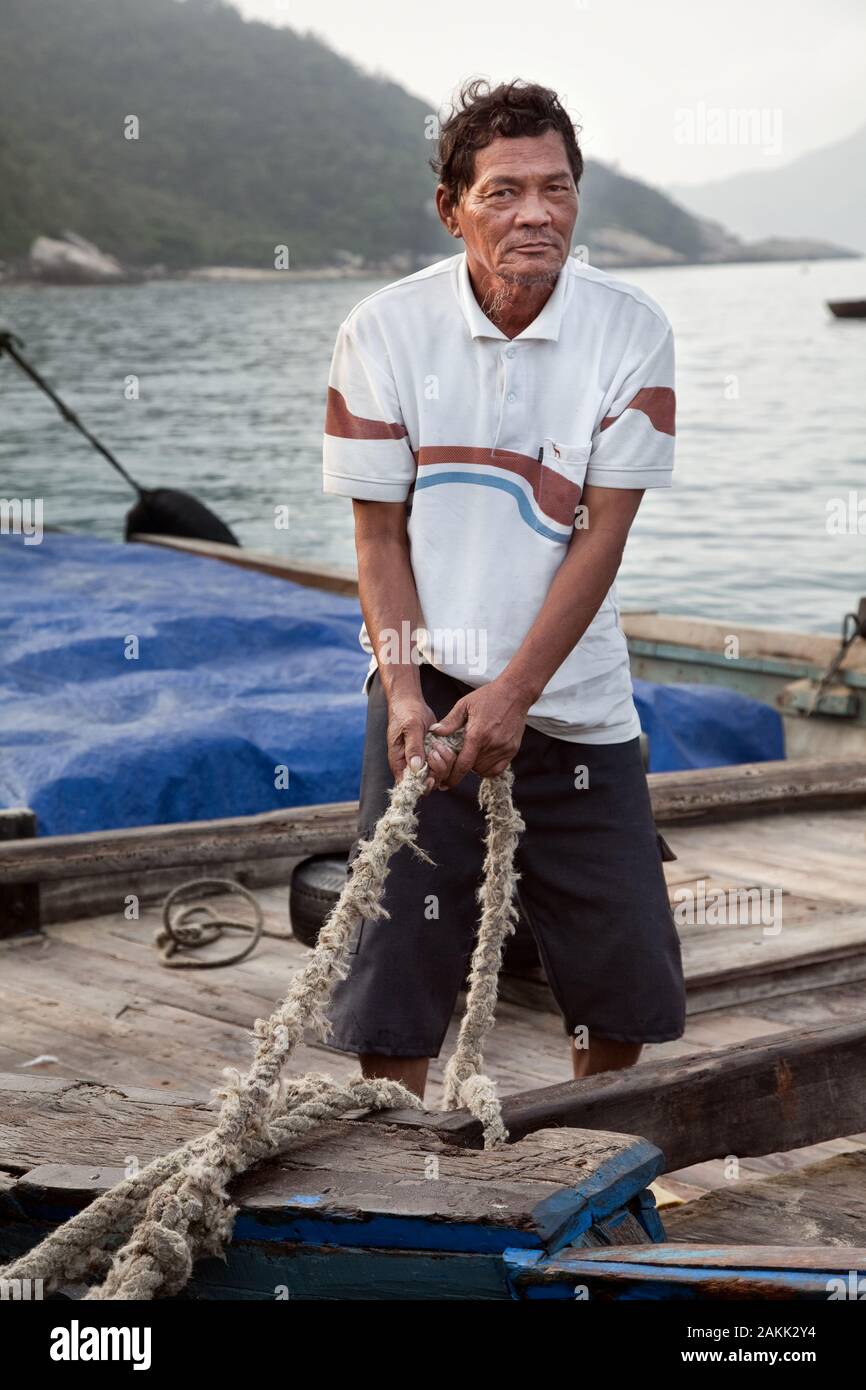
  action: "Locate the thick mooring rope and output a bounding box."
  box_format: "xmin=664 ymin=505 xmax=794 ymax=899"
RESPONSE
xmin=0 ymin=733 xmax=525 ymax=1299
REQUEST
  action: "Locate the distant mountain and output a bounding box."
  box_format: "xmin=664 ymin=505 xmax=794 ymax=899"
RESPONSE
xmin=0 ymin=0 xmax=857 ymax=275
xmin=577 ymin=158 xmax=853 ymax=269
xmin=670 ymin=122 xmax=866 ymax=253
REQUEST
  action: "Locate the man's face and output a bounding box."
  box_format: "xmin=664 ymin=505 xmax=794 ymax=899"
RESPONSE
xmin=438 ymin=130 xmax=578 ymax=286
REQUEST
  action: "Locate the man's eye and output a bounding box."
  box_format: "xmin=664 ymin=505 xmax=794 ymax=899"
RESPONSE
xmin=491 ymin=188 xmax=514 ymax=198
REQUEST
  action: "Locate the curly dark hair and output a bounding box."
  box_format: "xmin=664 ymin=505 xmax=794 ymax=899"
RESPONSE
xmin=431 ymin=79 xmax=583 ymax=202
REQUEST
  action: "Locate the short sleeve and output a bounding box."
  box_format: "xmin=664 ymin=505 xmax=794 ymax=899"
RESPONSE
xmin=322 ymin=319 xmax=417 ymax=502
xmin=584 ymin=319 xmax=676 ymax=490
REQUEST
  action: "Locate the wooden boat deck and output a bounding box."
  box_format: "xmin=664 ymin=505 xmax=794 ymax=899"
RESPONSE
xmin=3 ymin=801 xmax=866 ymax=1207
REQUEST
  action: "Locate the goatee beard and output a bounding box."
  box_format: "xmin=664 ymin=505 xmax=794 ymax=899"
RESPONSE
xmin=482 ymin=268 xmax=559 ymax=324
xmin=498 ymin=269 xmax=560 ymax=288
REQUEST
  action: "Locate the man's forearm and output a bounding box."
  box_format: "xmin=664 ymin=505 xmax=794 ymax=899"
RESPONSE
xmin=353 ymin=501 xmax=456 ymax=786
xmin=500 ymin=487 xmax=643 ymax=706
xmin=356 ymin=531 xmax=425 ymax=702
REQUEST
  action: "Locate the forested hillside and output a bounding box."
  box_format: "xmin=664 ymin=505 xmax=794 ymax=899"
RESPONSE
xmin=0 ymin=0 xmax=449 ymax=267
xmin=0 ymin=0 xmax=846 ymax=272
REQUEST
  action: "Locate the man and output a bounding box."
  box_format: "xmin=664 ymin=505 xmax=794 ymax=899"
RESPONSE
xmin=322 ymin=79 xmax=686 ymax=1099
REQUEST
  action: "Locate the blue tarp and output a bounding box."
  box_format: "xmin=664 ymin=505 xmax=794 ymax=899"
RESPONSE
xmin=0 ymin=533 xmax=784 ymax=836
xmin=0 ymin=533 xmax=367 ymax=835
xmin=633 ymin=677 xmax=784 ymax=772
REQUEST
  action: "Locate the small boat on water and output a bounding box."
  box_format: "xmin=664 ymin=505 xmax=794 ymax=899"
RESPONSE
xmin=827 ymin=299 xmax=866 ymax=319
xmin=2 ymin=756 xmax=866 ymax=1298
xmin=623 ymin=605 xmax=866 ymax=764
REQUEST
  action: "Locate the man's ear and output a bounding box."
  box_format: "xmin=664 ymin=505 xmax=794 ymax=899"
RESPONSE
xmin=435 ymin=184 xmax=463 ymax=239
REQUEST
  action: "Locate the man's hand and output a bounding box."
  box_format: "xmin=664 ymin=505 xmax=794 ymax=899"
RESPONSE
xmin=387 ymin=692 xmax=457 ymax=791
xmin=429 ymin=676 xmax=530 ymax=786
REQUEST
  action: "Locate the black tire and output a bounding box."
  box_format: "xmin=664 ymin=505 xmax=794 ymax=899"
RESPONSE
xmin=289 ymin=853 xmax=541 ymax=974
xmin=290 ymin=855 xmax=350 ymax=947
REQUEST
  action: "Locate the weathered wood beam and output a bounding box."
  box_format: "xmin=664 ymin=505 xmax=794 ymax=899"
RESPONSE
xmin=3 ymin=1020 xmax=865 ymax=1216
xmin=130 ymin=534 xmax=360 ymax=597
xmin=0 ymin=1073 xmax=211 ymax=1172
xmin=379 ymin=1020 xmax=866 ymax=1171
xmin=649 ymin=756 xmax=866 ymax=826
xmin=0 ymin=802 xmax=358 ymax=885
xmin=3 ymin=759 xmax=866 ymax=886
xmin=505 ymin=1242 xmax=866 ymax=1299
xmin=0 ymin=809 xmax=39 ymax=936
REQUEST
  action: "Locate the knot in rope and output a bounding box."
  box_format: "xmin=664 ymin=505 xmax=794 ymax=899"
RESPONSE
xmin=107 ymin=1221 xmax=193 ymax=1299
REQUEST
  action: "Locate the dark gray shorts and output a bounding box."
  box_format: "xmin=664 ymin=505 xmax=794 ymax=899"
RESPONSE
xmin=325 ymin=663 xmax=686 ymax=1057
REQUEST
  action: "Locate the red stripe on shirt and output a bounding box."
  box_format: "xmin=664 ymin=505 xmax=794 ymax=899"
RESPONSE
xmin=325 ymin=386 xmax=408 ymax=440
xmin=600 ymin=386 xmax=675 ymax=437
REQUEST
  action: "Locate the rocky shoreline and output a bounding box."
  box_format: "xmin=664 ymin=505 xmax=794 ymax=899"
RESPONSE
xmin=2 ymin=228 xmax=860 ymax=288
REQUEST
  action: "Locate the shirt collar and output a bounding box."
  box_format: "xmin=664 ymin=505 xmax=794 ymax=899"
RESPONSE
xmin=456 ymin=251 xmax=571 ymax=343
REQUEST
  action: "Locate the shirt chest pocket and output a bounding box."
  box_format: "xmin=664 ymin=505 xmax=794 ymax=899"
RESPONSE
xmin=542 ymin=439 xmax=592 ymax=484
xmin=538 ymin=439 xmax=592 ymax=526
xmin=534 ymin=441 xmax=592 ymax=537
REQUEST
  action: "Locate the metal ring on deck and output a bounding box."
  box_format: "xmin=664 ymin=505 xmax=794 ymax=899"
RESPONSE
xmin=158 ymin=878 xmax=264 ymax=969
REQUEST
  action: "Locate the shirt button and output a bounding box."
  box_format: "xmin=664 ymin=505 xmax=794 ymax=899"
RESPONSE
xmin=505 ymin=347 xmax=516 ymax=359
xmin=506 ymin=391 xmax=517 ymax=403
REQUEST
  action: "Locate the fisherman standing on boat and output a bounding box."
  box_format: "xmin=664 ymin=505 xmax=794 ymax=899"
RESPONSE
xmin=322 ymin=80 xmax=686 ymax=1097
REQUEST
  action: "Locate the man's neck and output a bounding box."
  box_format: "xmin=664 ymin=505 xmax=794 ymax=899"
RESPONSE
xmin=467 ymin=260 xmax=559 ymax=340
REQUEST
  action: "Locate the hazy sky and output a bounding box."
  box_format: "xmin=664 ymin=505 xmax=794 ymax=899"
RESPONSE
xmin=233 ymin=0 xmax=865 ymax=188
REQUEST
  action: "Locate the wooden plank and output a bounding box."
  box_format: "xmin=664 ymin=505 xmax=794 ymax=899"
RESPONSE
xmin=649 ymin=757 xmax=866 ymax=826
xmin=38 ymin=853 xmax=300 ymax=925
xmin=4 ymin=760 xmax=866 ymax=888
xmin=384 ymin=1019 xmax=866 ymax=1169
xmin=742 ymin=978 xmax=866 ymax=1028
xmin=131 ymin=534 xmax=360 ymax=597
xmin=0 ymin=1074 xmax=656 ymax=1233
xmin=661 ymin=828 xmax=866 ymax=908
xmin=732 ymin=1135 xmax=866 ymax=1170
xmin=6 ymin=925 xmax=293 ymax=1030
xmin=506 ymin=1242 xmax=866 ymax=1300
xmin=9 ymin=880 xmax=866 ymax=1117
xmin=0 ymin=980 xmax=257 ymax=1092
xmin=680 ymin=907 xmax=866 ymax=987
xmin=231 ymin=1126 xmax=662 ymax=1254
xmin=526 ymin=1243 xmax=866 ymax=1271
xmin=0 ymin=1073 xmax=211 ymax=1172
xmin=671 ymin=1014 xmax=789 ymax=1048
xmin=664 ymin=1149 xmax=866 ymax=1248
xmin=7 ymin=914 xmax=574 ymax=1104
xmin=668 ymin=1134 xmax=866 ymax=1192
xmin=0 ymin=929 xmax=366 ymax=1098
xmin=1 ymin=1106 xmax=662 ymax=1255
xmin=0 ymin=801 xmax=359 ymax=885
xmin=0 ymin=809 xmax=39 ymax=937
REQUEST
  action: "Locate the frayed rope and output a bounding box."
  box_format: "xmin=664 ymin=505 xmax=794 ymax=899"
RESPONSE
xmin=0 ymin=731 xmax=524 ymax=1298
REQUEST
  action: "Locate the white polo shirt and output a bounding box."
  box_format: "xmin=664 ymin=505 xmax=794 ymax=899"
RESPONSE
xmin=323 ymin=251 xmax=675 ymax=743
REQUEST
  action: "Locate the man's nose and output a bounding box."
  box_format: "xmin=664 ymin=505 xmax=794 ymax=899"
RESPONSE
xmin=514 ymin=192 xmax=552 ymax=225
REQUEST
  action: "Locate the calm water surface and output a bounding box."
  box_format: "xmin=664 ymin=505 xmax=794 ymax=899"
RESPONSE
xmin=2 ymin=258 xmax=864 ymax=633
